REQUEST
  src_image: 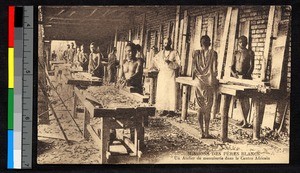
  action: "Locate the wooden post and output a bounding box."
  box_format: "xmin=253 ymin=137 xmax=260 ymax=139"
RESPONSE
xmin=213 ymin=13 xmax=219 ymax=50
xmin=144 ymin=29 xmax=149 ymax=64
xmin=134 ymin=116 xmax=144 ymax=154
xmin=174 ymin=6 xmax=181 ymax=50
xmin=73 ymin=92 xmax=77 ymax=118
xmin=211 ymin=90 xmax=219 ymax=119
xmin=252 ymin=97 xmax=261 ymax=140
xmin=114 ymin=28 xmax=118 ymax=47
xmin=220 ymin=94 xmax=230 ymax=142
xmin=217 ymin=7 xmax=232 ymax=79
xmin=149 ymin=77 xmax=157 ymax=104
xmin=273 ymin=6 xmax=282 ymax=38
xmin=262 ymin=6 xmax=276 ymax=81
xmin=128 ymin=29 xmax=132 ymax=42
xmin=140 ymin=13 xmax=146 ymax=46
xmin=100 ymin=117 xmax=110 ymax=164
xmin=187 ymin=17 xmax=195 ymax=76
xmin=207 ymin=17 xmax=215 ymax=49
xmin=178 ymin=19 xmax=184 ymax=57
xmin=83 ymin=108 xmax=90 ymax=140
xmin=157 ymin=24 xmax=163 ymax=51
xmin=181 ymin=85 xmax=189 ymax=120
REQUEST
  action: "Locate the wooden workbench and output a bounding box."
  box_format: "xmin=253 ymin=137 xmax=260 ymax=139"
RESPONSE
xmin=176 ymin=76 xmax=282 ymax=141
xmin=73 ymin=86 xmax=155 ymax=163
xmin=64 ymin=72 xmax=103 ymax=87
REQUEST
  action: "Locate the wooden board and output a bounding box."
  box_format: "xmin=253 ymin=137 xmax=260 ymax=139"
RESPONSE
xmin=187 ymin=17 xmax=198 ymax=76
xmin=270 ymin=22 xmax=289 ymax=89
xmin=181 ymin=10 xmax=189 ymax=75
xmin=261 ymin=103 xmax=277 ymax=129
xmin=224 ymin=8 xmax=239 ymax=78
xmin=140 ymin=13 xmax=146 ymax=46
xmin=176 ymin=77 xmax=198 ymax=86
xmin=213 ymin=13 xmax=219 ymax=51
xmin=217 ymin=7 xmax=232 ymax=79
xmin=273 ymin=6 xmax=282 ymax=38
xmin=178 ymin=19 xmax=184 ymax=56
xmin=171 ymin=21 xmax=176 ymax=47
xmin=262 ymin=6 xmax=276 ymax=81
xmin=157 ymin=24 xmax=163 ymax=51
xmin=144 ymin=29 xmax=149 ymax=64
xmin=207 ymin=17 xmax=215 ymax=49
xmin=193 ymin=16 xmax=202 ymax=50
xmin=128 ymin=29 xmax=132 ymax=42
xmin=174 ymin=6 xmax=180 ymax=50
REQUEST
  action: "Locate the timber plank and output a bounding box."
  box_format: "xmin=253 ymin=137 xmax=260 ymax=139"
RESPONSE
xmin=217 ymin=7 xmax=232 ymax=79
xmin=262 ymin=6 xmax=276 ymax=81
xmin=224 ymin=8 xmax=239 ymax=78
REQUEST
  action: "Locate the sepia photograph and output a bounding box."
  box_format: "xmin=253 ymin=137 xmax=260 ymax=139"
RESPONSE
xmin=37 ymin=5 xmax=291 ymax=164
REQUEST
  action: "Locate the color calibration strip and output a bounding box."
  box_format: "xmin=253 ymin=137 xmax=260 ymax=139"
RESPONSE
xmin=8 ymin=6 xmax=15 ymax=169
xmin=8 ymin=6 xmax=33 ymax=169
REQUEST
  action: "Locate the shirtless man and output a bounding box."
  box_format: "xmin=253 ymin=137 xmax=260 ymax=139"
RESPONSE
xmin=88 ymin=42 xmax=102 ymax=77
xmin=231 ymin=35 xmax=254 ymax=128
xmin=120 ymin=42 xmax=143 ymax=92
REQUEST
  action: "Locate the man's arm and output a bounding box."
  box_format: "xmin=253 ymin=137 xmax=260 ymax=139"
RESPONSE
xmin=192 ymin=50 xmax=197 ymax=80
xmin=213 ymin=51 xmax=218 ymax=78
xmin=246 ymin=50 xmax=255 ymax=77
xmin=231 ymin=52 xmax=238 ymax=78
xmin=94 ymin=53 xmax=101 ymax=70
xmin=167 ymin=51 xmax=181 ymax=70
xmin=88 ymin=54 xmax=92 ymax=73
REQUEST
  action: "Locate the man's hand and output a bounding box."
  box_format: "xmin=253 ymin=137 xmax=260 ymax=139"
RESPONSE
xmin=165 ymin=60 xmax=171 ymax=64
xmin=233 ymin=73 xmax=239 ymax=78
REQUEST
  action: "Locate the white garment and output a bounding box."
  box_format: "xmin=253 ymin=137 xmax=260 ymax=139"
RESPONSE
xmin=153 ymin=50 xmax=180 ymax=111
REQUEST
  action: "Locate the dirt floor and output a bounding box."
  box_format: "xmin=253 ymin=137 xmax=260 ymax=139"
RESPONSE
xmin=37 ymin=71 xmax=289 ymax=164
xmin=38 ymin=113 xmax=289 ymax=164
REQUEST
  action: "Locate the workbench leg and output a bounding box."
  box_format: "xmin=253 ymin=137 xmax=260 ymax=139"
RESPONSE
xmin=220 ymin=94 xmax=230 ymax=142
xmin=211 ymin=90 xmax=219 ymax=119
xmin=134 ymin=123 xmax=144 ymax=155
xmin=73 ymin=93 xmax=77 ymax=118
xmin=181 ymin=85 xmax=189 ymax=121
xmin=253 ymin=97 xmax=265 ymax=140
xmin=100 ymin=117 xmax=110 ymax=164
xmin=149 ymin=78 xmax=155 ymax=104
xmin=83 ymin=108 xmax=90 ymax=140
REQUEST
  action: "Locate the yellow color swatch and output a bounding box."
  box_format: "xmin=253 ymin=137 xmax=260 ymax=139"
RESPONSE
xmin=8 ymin=48 xmax=14 ymax=88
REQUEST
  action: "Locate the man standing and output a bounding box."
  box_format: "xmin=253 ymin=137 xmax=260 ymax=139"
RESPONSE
xmin=88 ymin=42 xmax=102 ymax=77
xmin=120 ymin=43 xmax=143 ymax=93
xmin=78 ymin=44 xmax=88 ymax=71
xmin=152 ymin=38 xmax=180 ymax=117
xmin=51 ymin=50 xmax=57 ymax=61
xmin=192 ymin=35 xmax=218 ymax=138
xmin=231 ymin=35 xmax=254 ymax=128
xmin=69 ymin=42 xmax=76 ymax=64
xmin=107 ymin=47 xmax=118 ymax=84
xmin=63 ymin=44 xmax=70 ymax=63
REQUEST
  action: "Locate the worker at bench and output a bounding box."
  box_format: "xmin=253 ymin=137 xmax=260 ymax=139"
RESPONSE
xmin=192 ymin=35 xmax=218 ymax=139
xmin=120 ymin=42 xmax=144 ymax=93
xmin=231 ymin=35 xmax=255 ymax=128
